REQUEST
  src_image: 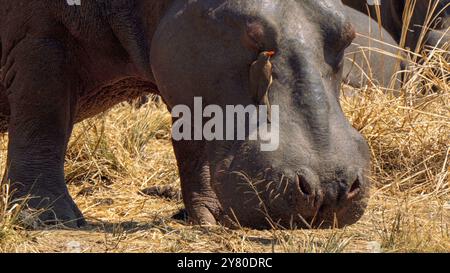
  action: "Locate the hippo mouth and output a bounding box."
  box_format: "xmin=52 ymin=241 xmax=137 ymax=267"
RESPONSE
xmin=209 ymin=141 xmax=370 ymax=229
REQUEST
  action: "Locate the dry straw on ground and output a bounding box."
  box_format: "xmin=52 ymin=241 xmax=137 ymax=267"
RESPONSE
xmin=0 ymin=11 xmax=449 ymax=253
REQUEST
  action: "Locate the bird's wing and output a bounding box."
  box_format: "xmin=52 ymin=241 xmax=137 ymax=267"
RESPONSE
xmin=249 ymin=59 xmax=273 ymax=104
xmin=257 ymin=61 xmax=273 ymax=101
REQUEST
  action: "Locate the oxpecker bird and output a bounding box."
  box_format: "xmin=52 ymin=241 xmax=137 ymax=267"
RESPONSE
xmin=249 ymin=51 xmax=275 ymax=122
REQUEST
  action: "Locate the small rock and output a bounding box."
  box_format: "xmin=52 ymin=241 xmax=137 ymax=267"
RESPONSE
xmin=66 ymin=241 xmax=82 ymax=253
xmin=77 ymin=186 xmax=95 ymax=196
xmin=367 ymin=241 xmax=382 ymax=253
xmin=94 ymin=198 xmax=114 ymax=206
xmin=19 ymin=210 xmax=40 ymax=229
xmin=140 ymin=186 xmax=182 ymax=201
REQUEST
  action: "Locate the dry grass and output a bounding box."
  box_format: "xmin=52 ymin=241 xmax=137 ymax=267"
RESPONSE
xmin=0 ymin=65 xmax=447 ymax=252
xmin=0 ymin=13 xmax=449 ymax=253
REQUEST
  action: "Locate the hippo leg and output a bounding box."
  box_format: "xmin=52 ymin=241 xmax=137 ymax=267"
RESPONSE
xmin=172 ymin=139 xmax=223 ymax=226
xmin=2 ymin=37 xmax=84 ymax=228
xmin=0 ymin=83 xmax=9 ymax=133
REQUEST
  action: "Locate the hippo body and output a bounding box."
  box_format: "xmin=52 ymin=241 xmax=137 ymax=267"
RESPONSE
xmin=343 ymin=6 xmax=402 ymax=87
xmin=342 ymin=0 xmax=450 ymax=51
xmin=0 ymin=0 xmax=371 ymax=229
xmin=0 ymin=1 xmax=164 ymax=128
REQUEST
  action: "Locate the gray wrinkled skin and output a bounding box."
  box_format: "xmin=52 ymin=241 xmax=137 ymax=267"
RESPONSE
xmin=0 ymin=0 xmax=371 ymax=229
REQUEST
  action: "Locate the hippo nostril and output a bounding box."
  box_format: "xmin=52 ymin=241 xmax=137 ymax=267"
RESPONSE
xmin=296 ymin=174 xmax=313 ymax=196
xmin=347 ymin=177 xmax=361 ymax=200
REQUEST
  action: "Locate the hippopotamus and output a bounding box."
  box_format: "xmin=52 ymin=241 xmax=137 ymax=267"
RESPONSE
xmin=342 ymin=0 xmax=450 ymax=51
xmin=0 ymin=0 xmax=371 ymax=229
xmin=343 ymin=6 xmax=403 ymax=87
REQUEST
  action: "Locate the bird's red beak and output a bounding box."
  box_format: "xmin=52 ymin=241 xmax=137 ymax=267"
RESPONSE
xmin=265 ymin=51 xmax=276 ymax=57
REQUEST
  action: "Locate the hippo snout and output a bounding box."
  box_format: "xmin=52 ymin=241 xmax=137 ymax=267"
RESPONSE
xmin=288 ymin=166 xmax=368 ymax=228
xmin=211 ymin=140 xmax=370 ymax=229
xmin=315 ymin=169 xmax=368 ymax=228
xmin=293 ymin=170 xmax=324 ymax=214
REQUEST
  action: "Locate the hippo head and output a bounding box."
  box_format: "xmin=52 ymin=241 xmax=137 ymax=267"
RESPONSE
xmin=151 ymin=0 xmax=371 ymax=229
